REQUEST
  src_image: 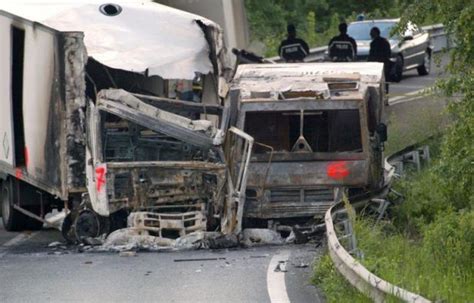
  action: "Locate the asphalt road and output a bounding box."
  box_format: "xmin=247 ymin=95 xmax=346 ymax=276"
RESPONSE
xmin=0 ymin=52 xmax=449 ymax=303
xmin=0 ymin=222 xmax=324 ymax=303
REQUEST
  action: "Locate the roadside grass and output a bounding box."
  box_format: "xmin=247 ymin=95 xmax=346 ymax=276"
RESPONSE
xmin=313 ymin=159 xmax=474 ymax=302
xmin=353 ymin=211 xmax=474 ymax=302
xmin=312 ymin=254 xmax=371 ymax=303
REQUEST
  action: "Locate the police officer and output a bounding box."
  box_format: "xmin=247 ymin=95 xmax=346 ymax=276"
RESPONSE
xmin=368 ymin=27 xmax=391 ymax=80
xmin=328 ymin=23 xmax=357 ymax=61
xmin=279 ymin=24 xmax=309 ymax=62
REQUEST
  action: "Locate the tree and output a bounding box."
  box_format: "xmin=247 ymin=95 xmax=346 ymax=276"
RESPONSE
xmin=244 ymin=0 xmax=415 ymax=56
xmin=399 ymin=0 xmax=474 ymax=208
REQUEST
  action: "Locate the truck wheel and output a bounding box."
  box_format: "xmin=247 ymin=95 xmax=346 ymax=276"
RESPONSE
xmin=417 ymin=51 xmax=431 ymax=76
xmin=74 ymin=209 xmax=110 ymax=242
xmin=61 ymin=213 xmax=76 ymax=244
xmin=1 ymin=179 xmax=44 ymax=231
xmin=1 ymin=179 xmax=27 ymax=231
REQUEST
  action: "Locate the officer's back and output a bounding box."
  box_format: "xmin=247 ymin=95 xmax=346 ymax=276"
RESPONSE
xmin=328 ymin=23 xmax=357 ymax=62
xmin=279 ymin=24 xmax=309 ymax=62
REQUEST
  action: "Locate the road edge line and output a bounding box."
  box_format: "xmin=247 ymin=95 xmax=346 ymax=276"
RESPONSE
xmin=267 ymin=250 xmax=291 ymax=303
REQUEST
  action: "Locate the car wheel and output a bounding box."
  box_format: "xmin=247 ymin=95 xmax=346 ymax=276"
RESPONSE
xmin=390 ymin=55 xmax=403 ymax=82
xmin=417 ymin=51 xmax=431 ymax=76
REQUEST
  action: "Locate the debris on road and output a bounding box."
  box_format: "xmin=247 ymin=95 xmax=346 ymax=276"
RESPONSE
xmin=274 ymin=261 xmax=288 ymax=272
xmin=119 ymin=251 xmax=137 ymax=257
xmin=101 ymin=228 xmax=175 ymax=252
xmin=48 ymin=241 xmax=63 ymax=248
xmin=241 ymin=229 xmax=284 ymax=247
xmin=294 ymin=263 xmax=309 ymax=268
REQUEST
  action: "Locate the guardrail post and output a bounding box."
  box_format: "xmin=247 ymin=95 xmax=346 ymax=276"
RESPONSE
xmin=418 ymin=146 xmax=430 ymax=164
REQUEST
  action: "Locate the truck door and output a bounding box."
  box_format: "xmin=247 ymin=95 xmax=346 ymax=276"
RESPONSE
xmin=221 ymin=127 xmax=254 ymax=234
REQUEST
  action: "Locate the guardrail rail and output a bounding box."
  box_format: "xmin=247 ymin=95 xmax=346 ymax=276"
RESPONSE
xmin=325 ymin=146 xmax=433 ymax=302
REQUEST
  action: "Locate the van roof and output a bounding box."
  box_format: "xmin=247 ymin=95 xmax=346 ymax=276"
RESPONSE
xmin=232 ymin=62 xmax=384 ymax=101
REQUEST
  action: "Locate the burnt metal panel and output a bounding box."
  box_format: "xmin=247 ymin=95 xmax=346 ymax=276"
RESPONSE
xmin=105 ymin=161 xmax=226 ymax=214
xmin=61 ymin=32 xmax=88 ymax=191
xmin=238 ymin=99 xmax=361 ymax=113
xmin=245 ymin=200 xmax=334 ymax=219
xmin=97 ymin=89 xmax=217 ymax=149
xmin=246 ymin=160 xmax=369 ymax=188
xmin=244 ymin=187 xmax=335 ymax=218
xmin=132 ymin=93 xmax=223 ymax=116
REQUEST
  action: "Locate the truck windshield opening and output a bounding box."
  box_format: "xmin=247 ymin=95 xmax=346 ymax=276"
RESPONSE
xmin=244 ymin=110 xmax=362 ymax=154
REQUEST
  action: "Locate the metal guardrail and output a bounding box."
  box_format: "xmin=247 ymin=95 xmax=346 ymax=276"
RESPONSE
xmin=268 ymin=23 xmax=447 ymax=62
xmin=325 ymin=146 xmax=433 ymax=302
xmin=325 ymin=204 xmax=431 ymax=303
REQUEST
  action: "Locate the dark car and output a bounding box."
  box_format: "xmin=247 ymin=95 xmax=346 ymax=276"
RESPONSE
xmin=347 ymin=19 xmax=432 ymax=82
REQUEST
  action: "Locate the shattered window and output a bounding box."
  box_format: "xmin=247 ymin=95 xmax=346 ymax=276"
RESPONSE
xmin=244 ymin=110 xmax=362 ymax=154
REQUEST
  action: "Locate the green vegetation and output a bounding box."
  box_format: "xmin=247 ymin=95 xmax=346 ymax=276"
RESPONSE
xmin=314 ymin=158 xmax=474 ymax=302
xmin=312 ymin=1 xmax=473 ymax=301
xmin=244 ymin=0 xmax=413 ymax=56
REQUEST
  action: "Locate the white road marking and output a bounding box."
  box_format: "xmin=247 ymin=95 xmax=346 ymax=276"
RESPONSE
xmin=267 ymin=250 xmax=291 ymax=303
xmin=0 ymin=231 xmax=40 ymax=258
xmin=389 ymin=87 xmax=431 ymax=103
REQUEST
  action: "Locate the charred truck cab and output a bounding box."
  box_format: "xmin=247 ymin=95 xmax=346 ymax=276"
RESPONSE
xmin=0 ymin=2 xmax=253 ymax=243
xmin=231 ymin=63 xmax=387 ymax=223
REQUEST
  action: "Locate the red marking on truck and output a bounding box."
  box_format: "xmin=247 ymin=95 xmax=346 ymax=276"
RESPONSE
xmin=15 ymin=168 xmax=22 ymax=179
xmin=327 ymin=161 xmax=350 ymax=180
xmin=95 ymin=166 xmax=106 ymax=192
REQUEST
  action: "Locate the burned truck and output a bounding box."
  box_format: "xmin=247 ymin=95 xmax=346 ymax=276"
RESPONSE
xmin=231 ymin=63 xmax=387 ymax=225
xmin=0 ymin=2 xmax=252 ymax=242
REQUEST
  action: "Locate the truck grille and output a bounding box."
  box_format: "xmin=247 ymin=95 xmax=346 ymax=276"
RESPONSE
xmin=269 ymin=188 xmax=333 ymax=203
xmin=244 ymin=187 xmax=335 ymax=218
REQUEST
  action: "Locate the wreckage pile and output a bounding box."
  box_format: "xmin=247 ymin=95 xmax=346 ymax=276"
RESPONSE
xmin=53 ymin=213 xmax=326 ymax=253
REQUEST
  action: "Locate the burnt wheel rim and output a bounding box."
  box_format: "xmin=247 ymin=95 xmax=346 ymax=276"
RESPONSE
xmin=74 ymin=210 xmax=101 ymax=241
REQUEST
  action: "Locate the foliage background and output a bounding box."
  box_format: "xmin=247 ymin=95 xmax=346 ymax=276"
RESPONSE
xmin=244 ymin=0 xmax=415 ymax=56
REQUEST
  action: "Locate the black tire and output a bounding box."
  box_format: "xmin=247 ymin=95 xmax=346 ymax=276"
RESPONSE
xmin=61 ymin=213 xmax=76 ymax=244
xmin=1 ymin=179 xmax=27 ymax=231
xmin=74 ymin=209 xmax=110 ymax=242
xmin=417 ymin=51 xmax=431 ymax=76
xmin=1 ymin=179 xmax=44 ymax=231
xmin=390 ymin=55 xmax=403 ymax=82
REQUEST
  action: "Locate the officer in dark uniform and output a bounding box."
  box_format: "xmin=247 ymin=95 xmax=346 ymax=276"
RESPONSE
xmin=368 ymin=27 xmax=392 ymax=80
xmin=278 ymin=24 xmax=309 ymax=62
xmin=328 ymin=23 xmax=357 ymax=61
